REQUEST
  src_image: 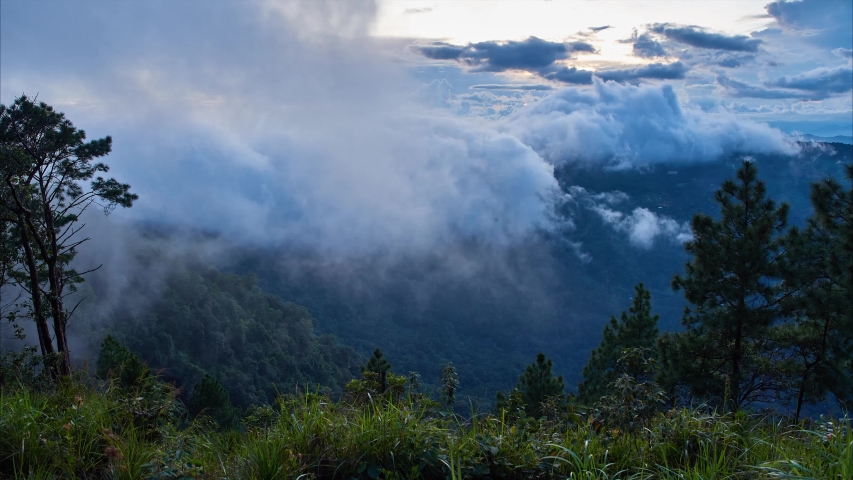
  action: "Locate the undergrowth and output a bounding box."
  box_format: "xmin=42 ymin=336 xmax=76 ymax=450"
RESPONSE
xmin=1 ymin=378 xmax=849 ymax=479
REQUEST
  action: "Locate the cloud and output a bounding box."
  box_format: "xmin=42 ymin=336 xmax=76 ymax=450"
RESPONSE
xmin=633 ymin=33 xmax=668 ymax=59
xmin=596 ymin=62 xmax=688 ymax=83
xmin=540 ymin=66 xmax=594 ymax=85
xmin=833 ymin=48 xmax=853 ymax=60
xmin=766 ymin=0 xmax=853 ymax=49
xmin=725 ymin=102 xmax=786 ymax=114
xmin=717 ymin=74 xmax=829 ymax=100
xmin=712 ymin=53 xmax=756 ymax=68
xmin=766 ymin=65 xmax=853 ymax=94
xmin=416 ymin=36 xmax=685 ymax=86
xmin=649 ymin=23 xmax=762 ymax=52
xmin=416 ymin=37 xmax=595 ymax=73
xmin=593 ymin=206 xmax=692 ymax=248
xmin=415 ymin=78 xmax=454 ymax=107
xmin=1 ymin=1 xmax=561 ymax=256
xmin=505 ymin=79 xmax=799 ymax=168
xmin=417 ymin=42 xmax=466 ymax=60
xmin=404 ymin=7 xmax=432 ymax=14
xmin=471 ymin=84 xmax=554 ymax=91
xmin=590 ymin=25 xmax=611 ymax=33
xmin=566 ymin=186 xmax=691 ymax=248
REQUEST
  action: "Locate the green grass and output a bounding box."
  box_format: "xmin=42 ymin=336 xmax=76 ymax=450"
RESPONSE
xmin=1 ymin=380 xmax=849 ymax=479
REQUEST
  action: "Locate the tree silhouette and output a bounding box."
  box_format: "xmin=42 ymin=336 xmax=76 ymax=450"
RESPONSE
xmin=663 ymin=161 xmax=789 ymax=411
xmin=517 ymin=352 xmax=564 ymax=418
xmin=361 ymin=348 xmax=391 ymax=393
xmin=578 ymin=283 xmax=659 ymax=404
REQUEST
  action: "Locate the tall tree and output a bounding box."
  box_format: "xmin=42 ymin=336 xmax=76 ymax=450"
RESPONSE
xmin=362 ymin=348 xmax=391 ymax=393
xmin=577 ymin=283 xmax=659 ymax=404
xmin=778 ymin=163 xmax=853 ymax=420
xmin=665 ymin=161 xmax=789 ymax=411
xmin=0 ymin=95 xmax=137 ymax=375
xmin=516 ymin=352 xmax=564 ymax=418
xmin=439 ymin=362 xmax=459 ymax=408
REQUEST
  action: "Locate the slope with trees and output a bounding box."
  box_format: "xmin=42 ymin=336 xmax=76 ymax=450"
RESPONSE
xmin=78 ymin=260 xmax=364 ymax=407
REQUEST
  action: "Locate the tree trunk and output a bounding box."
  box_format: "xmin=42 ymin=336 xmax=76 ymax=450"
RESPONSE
xmin=731 ymin=300 xmax=745 ymax=412
xmin=11 ymin=209 xmax=55 ymax=365
xmin=795 ymin=369 xmax=808 ymax=423
xmin=42 ymin=184 xmax=71 ymax=375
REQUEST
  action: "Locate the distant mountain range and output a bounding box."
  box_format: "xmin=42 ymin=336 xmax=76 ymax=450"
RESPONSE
xmin=796 ymin=134 xmax=853 ymax=145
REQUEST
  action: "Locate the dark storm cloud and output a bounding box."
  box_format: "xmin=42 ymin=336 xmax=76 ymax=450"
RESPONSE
xmin=416 ymin=37 xmax=595 ymax=72
xmin=765 ymin=65 xmax=853 ymax=94
xmin=596 ymin=62 xmax=688 ymax=83
xmin=650 ymin=23 xmax=762 ymax=52
xmin=633 ymin=33 xmax=668 ymax=58
xmin=716 ymin=75 xmax=828 ymax=100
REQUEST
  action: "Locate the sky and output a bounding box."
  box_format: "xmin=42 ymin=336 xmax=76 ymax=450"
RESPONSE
xmin=1 ymin=0 xmax=851 ymax=257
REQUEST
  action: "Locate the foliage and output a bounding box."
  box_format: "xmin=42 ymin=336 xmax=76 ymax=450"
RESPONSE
xmin=0 ymin=95 xmax=136 ymax=376
xmin=345 ymin=370 xmax=408 ymax=405
xmin=777 ymin=163 xmax=853 ymax=420
xmin=75 ymin=260 xmax=363 ymax=408
xmin=2 ymin=374 xmax=852 ymax=479
xmin=361 ymin=348 xmax=392 ymax=393
xmin=498 ymin=353 xmax=565 ymax=419
xmin=664 ymin=160 xmax=790 ymax=411
xmin=440 ymin=362 xmax=460 ymax=409
xmin=188 ymin=374 xmax=240 ymax=431
xmin=591 ymin=347 xmax=668 ymax=438
xmin=577 ymin=283 xmax=660 ymax=405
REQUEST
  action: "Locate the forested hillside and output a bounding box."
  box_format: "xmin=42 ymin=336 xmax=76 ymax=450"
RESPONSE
xmin=210 ymin=142 xmax=851 ymax=399
xmin=73 ymin=260 xmax=363 ymax=406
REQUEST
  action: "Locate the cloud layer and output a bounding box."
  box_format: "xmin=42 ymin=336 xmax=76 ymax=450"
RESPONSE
xmin=1 ymin=1 xmax=809 ymax=258
xmin=648 ymin=23 xmax=762 ymax=52
xmin=415 ymin=37 xmax=689 ymax=85
xmin=505 ymin=79 xmax=798 ymax=167
xmin=1 ymin=1 xmax=560 ymax=255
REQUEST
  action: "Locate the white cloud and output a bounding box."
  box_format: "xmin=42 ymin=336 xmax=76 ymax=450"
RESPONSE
xmin=1 ymin=1 xmax=560 ymax=256
xmin=504 ymin=79 xmax=799 ymax=168
xmin=592 ymin=206 xmax=693 ymax=249
xmin=565 ymin=185 xmax=691 ymax=249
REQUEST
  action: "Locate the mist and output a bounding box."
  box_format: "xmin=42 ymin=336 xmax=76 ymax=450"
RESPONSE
xmin=1 ymin=0 xmax=812 ymax=390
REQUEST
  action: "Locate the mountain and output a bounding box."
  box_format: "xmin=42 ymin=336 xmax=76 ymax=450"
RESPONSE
xmin=71 ymin=142 xmax=852 ymax=403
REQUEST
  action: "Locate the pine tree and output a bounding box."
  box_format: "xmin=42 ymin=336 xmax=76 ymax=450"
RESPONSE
xmin=778 ymin=163 xmax=853 ymax=420
xmin=664 ymin=161 xmax=789 ymax=411
xmin=516 ymin=353 xmax=564 ymax=418
xmin=577 ymin=283 xmax=659 ymax=404
xmin=361 ymin=348 xmax=391 ymax=393
xmin=0 ymin=95 xmax=137 ymax=376
xmin=96 ymin=335 xmax=131 ymax=380
xmin=439 ymin=362 xmax=459 ymax=408
xmin=188 ymin=374 xmax=239 ymax=430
